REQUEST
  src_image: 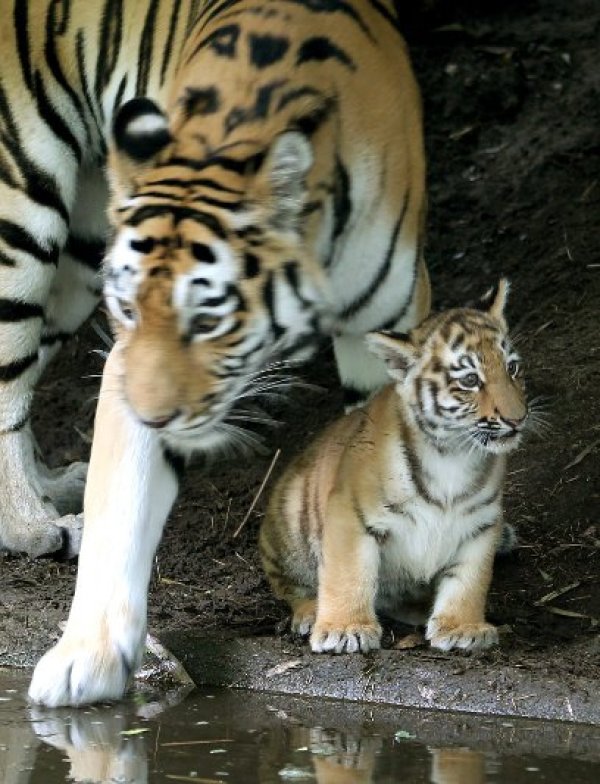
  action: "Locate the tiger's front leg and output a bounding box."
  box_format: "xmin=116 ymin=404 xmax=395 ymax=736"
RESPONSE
xmin=426 ymin=523 xmax=501 ymax=652
xmin=310 ymin=494 xmax=382 ymax=654
xmin=29 ymin=344 xmax=180 ymax=707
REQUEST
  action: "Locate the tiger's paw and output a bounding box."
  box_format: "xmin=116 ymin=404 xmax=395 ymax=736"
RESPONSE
xmin=310 ymin=619 xmax=382 ymax=654
xmin=0 ymin=512 xmax=83 ymax=559
xmin=426 ymin=617 xmax=499 ymax=652
xmin=291 ymin=599 xmax=317 ymax=637
xmin=29 ymin=628 xmax=143 ymax=708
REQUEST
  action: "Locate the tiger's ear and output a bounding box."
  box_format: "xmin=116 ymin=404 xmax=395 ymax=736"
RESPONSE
xmin=365 ymin=331 xmax=418 ymax=380
xmin=108 ymin=98 xmax=172 ymax=202
xmin=478 ymin=278 xmax=510 ymax=323
xmin=249 ymin=131 xmax=313 ymax=232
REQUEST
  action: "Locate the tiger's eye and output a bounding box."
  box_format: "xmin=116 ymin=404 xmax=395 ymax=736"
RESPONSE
xmin=461 ymin=372 xmax=481 ymax=389
xmin=507 ymin=360 xmax=519 ymax=376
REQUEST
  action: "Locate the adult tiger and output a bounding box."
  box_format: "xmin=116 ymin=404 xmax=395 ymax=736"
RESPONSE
xmin=27 ymin=0 xmax=430 ymax=706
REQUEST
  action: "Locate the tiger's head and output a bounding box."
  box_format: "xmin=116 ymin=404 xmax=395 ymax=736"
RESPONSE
xmin=367 ymin=280 xmax=528 ymax=453
xmin=103 ymin=99 xmax=327 ymax=450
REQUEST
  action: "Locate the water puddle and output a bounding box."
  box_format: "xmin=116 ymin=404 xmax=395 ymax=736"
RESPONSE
xmin=0 ymin=670 xmax=598 ymax=782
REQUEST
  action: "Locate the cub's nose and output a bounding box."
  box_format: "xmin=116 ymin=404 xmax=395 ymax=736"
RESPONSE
xmin=504 ymin=414 xmax=526 ymax=430
xmin=140 ymin=410 xmax=180 ymax=429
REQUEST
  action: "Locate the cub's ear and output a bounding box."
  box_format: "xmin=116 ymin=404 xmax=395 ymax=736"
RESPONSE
xmin=108 ymin=98 xmax=172 ymax=202
xmin=365 ymin=331 xmax=418 ymax=380
xmin=477 ymin=278 xmax=510 ymax=324
xmin=249 ymin=131 xmax=313 ymax=232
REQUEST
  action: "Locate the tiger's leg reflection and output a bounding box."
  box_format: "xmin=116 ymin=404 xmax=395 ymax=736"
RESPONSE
xmin=29 ymin=704 xmax=148 ymax=784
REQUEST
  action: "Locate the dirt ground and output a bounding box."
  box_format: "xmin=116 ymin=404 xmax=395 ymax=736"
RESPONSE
xmin=1 ymin=0 xmax=598 ymax=691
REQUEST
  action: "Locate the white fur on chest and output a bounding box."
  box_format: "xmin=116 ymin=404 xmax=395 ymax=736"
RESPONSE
xmin=377 ymin=442 xmax=502 ymax=585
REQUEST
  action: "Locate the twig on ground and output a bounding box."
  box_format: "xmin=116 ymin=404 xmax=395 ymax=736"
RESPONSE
xmin=233 ymin=449 xmax=281 ymax=538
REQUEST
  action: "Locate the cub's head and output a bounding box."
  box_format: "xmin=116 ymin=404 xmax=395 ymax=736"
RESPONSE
xmin=367 ymin=280 xmax=528 ymax=453
xmin=104 ymin=99 xmax=326 ymax=450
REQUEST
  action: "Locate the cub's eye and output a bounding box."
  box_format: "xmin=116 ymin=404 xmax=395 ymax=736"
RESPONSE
xmin=460 ymin=372 xmax=481 ymax=389
xmin=507 ymin=359 xmax=519 ymax=377
xmin=130 ymin=237 xmax=156 ymax=254
xmin=189 ymin=314 xmax=220 ymax=336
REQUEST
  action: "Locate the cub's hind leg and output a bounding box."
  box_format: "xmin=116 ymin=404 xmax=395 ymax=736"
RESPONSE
xmin=260 ymin=484 xmax=317 ymax=637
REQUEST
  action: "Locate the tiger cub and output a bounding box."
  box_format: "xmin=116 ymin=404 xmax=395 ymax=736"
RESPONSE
xmin=260 ymin=280 xmax=527 ymax=654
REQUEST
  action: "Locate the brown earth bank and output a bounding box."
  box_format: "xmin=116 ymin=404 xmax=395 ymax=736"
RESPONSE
xmin=1 ymin=0 xmax=598 ymax=709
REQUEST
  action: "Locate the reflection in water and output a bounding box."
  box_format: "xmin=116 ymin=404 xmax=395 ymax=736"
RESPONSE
xmin=0 ymin=677 xmax=598 ymax=783
xmin=30 ymin=705 xmax=149 ymax=783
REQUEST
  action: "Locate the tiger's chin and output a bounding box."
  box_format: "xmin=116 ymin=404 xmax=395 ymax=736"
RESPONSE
xmin=470 ymin=430 xmax=523 ymax=454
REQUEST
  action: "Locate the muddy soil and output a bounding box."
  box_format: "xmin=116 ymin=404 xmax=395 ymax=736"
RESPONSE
xmin=1 ymin=0 xmax=598 ymax=690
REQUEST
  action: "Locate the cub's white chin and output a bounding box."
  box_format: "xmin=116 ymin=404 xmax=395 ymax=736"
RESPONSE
xmin=477 ymin=432 xmax=522 ymax=454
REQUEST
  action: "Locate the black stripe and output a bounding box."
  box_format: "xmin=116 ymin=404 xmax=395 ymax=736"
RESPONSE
xmin=224 ymin=79 xmax=287 ymax=135
xmin=281 ymin=0 xmax=373 ymax=40
xmin=0 ymin=353 xmax=38 ymax=382
xmin=249 ymin=33 xmax=290 ymax=69
xmin=186 ymin=23 xmax=240 ymax=63
xmin=112 ymin=74 xmax=128 ymax=117
xmin=165 ymin=151 xmax=264 ymax=175
xmin=0 ymin=299 xmax=43 ymax=322
xmin=76 ymin=30 xmax=105 ymax=154
xmin=342 ymin=384 xmax=368 ymax=408
xmin=45 ymin=1 xmax=90 ymax=143
xmin=263 ymin=272 xmax=284 ymax=340
xmin=0 ymin=220 xmax=59 ymax=265
xmin=66 ymin=235 xmax=106 ymax=270
xmin=191 ymin=193 xmax=241 ymax=210
xmin=367 ymin=0 xmax=402 ymax=31
xmin=0 ymin=413 xmax=30 ymax=436
xmin=124 ymin=204 xmax=229 ymax=240
xmin=160 ymin=0 xmax=182 ymax=84
xmin=40 ymin=331 xmax=72 ymax=347
xmin=340 ymin=192 xmax=410 ymax=320
xmin=14 ymin=0 xmax=34 ymax=93
xmin=95 ymin=0 xmax=124 ymax=109
xmin=276 ymin=85 xmax=324 ymax=113
xmin=296 ymin=36 xmax=355 ymax=71
xmin=0 ymin=85 xmax=69 ymax=222
xmin=136 ymin=0 xmax=161 ymax=95
xmin=182 ymin=86 xmax=221 ymax=117
xmin=330 ymin=156 xmax=351 ymax=249
xmin=33 ymin=71 xmax=82 ymax=162
xmin=162 ymin=446 xmax=186 ymax=480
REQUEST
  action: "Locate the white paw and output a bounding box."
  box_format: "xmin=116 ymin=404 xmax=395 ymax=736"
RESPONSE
xmin=426 ymin=618 xmax=499 ymax=652
xmin=311 ymin=621 xmax=382 ymax=654
xmin=39 ymin=461 xmax=88 ymax=516
xmin=29 ymin=630 xmax=143 ymax=707
xmin=0 ymin=513 xmax=83 ymax=559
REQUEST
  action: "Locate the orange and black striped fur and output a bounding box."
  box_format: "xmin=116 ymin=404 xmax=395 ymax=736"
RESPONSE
xmin=260 ymin=281 xmax=528 ymax=654
xmin=3 ymin=0 xmax=428 ymax=559
xmin=29 ymin=1 xmax=431 ymax=707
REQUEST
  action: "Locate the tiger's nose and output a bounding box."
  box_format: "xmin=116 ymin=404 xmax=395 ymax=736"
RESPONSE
xmin=140 ymin=410 xmax=180 ymax=429
xmin=504 ymin=414 xmax=526 ymax=430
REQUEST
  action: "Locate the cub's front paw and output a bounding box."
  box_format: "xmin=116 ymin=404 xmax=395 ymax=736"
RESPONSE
xmin=310 ymin=619 xmax=382 ymax=654
xmin=426 ymin=617 xmax=498 ymax=652
xmin=29 ymin=631 xmax=143 ymax=708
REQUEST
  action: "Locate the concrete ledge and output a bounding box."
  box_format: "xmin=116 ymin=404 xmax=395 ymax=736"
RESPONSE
xmin=161 ymin=632 xmax=600 ymax=726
